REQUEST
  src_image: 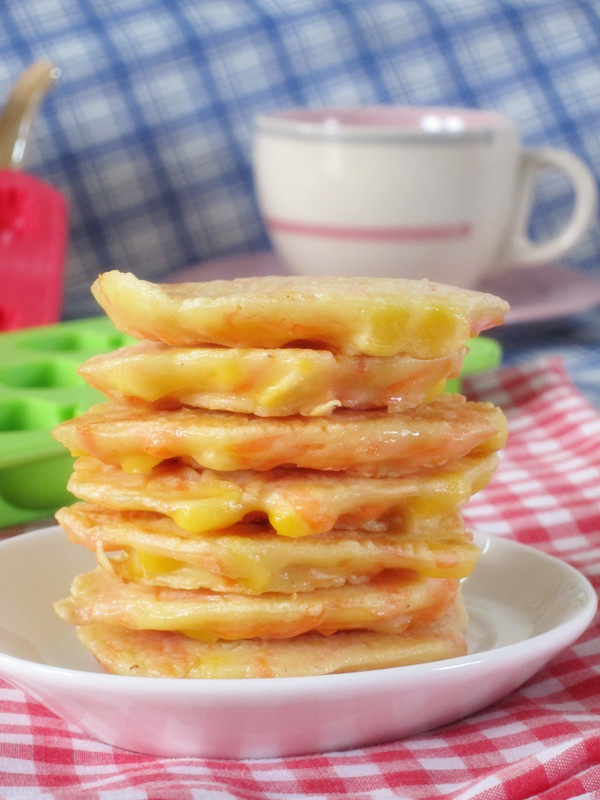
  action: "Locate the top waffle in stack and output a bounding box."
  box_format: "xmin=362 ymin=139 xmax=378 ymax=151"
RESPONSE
xmin=53 ymin=271 xmax=509 ymax=678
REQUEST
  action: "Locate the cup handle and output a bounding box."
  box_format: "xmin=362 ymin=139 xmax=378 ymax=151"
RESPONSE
xmin=497 ymin=147 xmax=597 ymax=268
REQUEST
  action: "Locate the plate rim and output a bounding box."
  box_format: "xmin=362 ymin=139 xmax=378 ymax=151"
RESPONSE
xmin=0 ymin=525 xmax=596 ymax=696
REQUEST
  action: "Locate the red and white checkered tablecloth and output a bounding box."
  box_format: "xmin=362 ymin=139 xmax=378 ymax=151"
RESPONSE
xmin=0 ymin=357 xmax=598 ymax=800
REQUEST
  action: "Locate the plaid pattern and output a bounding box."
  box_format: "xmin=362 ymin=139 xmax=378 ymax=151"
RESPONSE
xmin=0 ymin=357 xmax=598 ymax=799
xmin=0 ymin=1 xmax=598 ymax=318
xmin=498 ymin=308 xmax=600 ymax=410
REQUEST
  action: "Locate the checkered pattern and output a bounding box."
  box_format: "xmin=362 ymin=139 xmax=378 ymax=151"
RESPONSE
xmin=0 ymin=0 xmax=598 ymax=318
xmin=0 ymin=357 xmax=598 ymax=799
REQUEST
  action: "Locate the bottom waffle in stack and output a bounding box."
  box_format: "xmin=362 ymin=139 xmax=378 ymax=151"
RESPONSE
xmin=52 ymin=271 xmax=509 ymax=678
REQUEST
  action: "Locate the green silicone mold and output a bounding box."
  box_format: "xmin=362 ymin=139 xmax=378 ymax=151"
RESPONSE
xmin=0 ymin=317 xmax=501 ymax=529
xmin=0 ymin=316 xmax=133 ymax=527
xmin=445 ymin=336 xmax=502 ymax=395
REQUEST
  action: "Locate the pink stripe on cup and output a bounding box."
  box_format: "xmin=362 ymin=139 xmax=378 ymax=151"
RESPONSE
xmin=266 ymin=218 xmax=472 ymax=241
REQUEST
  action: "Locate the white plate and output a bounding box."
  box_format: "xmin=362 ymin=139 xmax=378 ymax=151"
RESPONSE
xmin=0 ymin=527 xmax=595 ymax=758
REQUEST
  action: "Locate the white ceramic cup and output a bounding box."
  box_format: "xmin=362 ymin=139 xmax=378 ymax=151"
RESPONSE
xmin=253 ymin=107 xmax=597 ymax=287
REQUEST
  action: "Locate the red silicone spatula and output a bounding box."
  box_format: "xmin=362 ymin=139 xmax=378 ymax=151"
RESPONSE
xmin=0 ymin=61 xmax=68 ymax=330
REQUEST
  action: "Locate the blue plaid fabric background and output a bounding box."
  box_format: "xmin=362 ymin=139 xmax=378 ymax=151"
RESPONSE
xmin=0 ymin=0 xmax=598 ymax=318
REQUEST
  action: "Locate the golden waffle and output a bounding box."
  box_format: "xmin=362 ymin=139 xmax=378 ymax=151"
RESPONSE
xmin=54 ymin=565 xmax=457 ymax=640
xmin=67 ymin=454 xmax=497 ymax=536
xmin=75 ymin=592 xmax=468 ymax=678
xmin=52 ymin=395 xmax=507 ymax=475
xmin=91 ymin=271 xmax=509 ymax=357
xmin=57 ymin=504 xmax=480 ymax=593
xmin=78 ymin=342 xmax=465 ymax=416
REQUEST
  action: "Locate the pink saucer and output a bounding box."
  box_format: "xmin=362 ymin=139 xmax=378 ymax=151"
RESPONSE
xmin=477 ymin=263 xmax=600 ymax=324
xmin=170 ymin=254 xmax=600 ymax=326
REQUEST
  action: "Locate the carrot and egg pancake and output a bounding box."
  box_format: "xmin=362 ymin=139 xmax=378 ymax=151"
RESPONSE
xmin=67 ymin=453 xmax=497 ymax=537
xmin=53 ymin=395 xmax=507 ymax=475
xmin=91 ymin=271 xmax=509 ymax=357
xmin=79 ymin=341 xmax=465 ymax=416
xmin=55 ymin=565 xmax=458 ymax=640
xmin=52 ymin=270 xmax=508 ymax=679
xmin=75 ymin=593 xmax=468 ymax=678
xmin=57 ymin=505 xmax=479 ymax=593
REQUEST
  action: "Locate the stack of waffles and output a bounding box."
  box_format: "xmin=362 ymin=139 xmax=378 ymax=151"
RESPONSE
xmin=53 ymin=271 xmax=509 ymax=679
